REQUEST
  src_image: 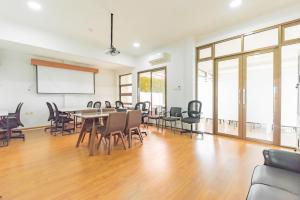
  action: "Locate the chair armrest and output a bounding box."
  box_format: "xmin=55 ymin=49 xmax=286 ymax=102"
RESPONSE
xmin=263 ymin=149 xmax=300 ymax=173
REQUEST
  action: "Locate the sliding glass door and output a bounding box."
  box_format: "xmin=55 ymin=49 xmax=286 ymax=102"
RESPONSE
xmin=214 ymin=51 xmax=278 ymax=142
xmin=244 ymin=51 xmax=275 ymax=142
xmin=138 ymin=67 xmax=166 ymax=111
xmin=216 ymin=56 xmax=242 ymax=137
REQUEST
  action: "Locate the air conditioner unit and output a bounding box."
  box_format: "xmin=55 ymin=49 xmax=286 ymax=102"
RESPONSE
xmin=148 ymin=53 xmax=170 ymax=65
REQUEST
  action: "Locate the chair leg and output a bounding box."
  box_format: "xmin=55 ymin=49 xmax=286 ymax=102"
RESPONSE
xmin=128 ymin=129 xmax=132 ymax=148
xmin=81 ymin=132 xmax=86 ymax=143
xmin=181 ymin=121 xmax=184 ymax=134
xmin=190 ymin=124 xmax=193 ymax=139
xmin=137 ymin=128 xmax=143 ymax=144
xmin=119 ymin=132 xmax=127 ymax=150
xmin=97 ymin=135 xmax=103 ymax=150
xmin=108 ymin=134 xmax=113 ymax=155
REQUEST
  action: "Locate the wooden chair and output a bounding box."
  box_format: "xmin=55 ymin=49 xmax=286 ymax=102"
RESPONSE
xmin=124 ymin=110 xmax=143 ymax=148
xmin=97 ymin=112 xmax=127 ymax=155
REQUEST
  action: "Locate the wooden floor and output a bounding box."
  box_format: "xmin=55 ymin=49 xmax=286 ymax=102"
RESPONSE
xmin=0 ymin=126 xmax=285 ymax=200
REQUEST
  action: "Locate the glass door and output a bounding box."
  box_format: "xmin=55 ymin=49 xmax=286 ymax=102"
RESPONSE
xmin=243 ymin=50 xmax=276 ymax=142
xmin=138 ymin=67 xmax=166 ymax=111
xmin=216 ymin=56 xmax=242 ymax=137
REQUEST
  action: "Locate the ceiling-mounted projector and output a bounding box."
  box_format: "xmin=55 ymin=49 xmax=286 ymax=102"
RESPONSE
xmin=105 ymin=13 xmax=120 ymax=56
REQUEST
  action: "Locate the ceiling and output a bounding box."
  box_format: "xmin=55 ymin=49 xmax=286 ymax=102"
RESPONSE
xmin=0 ymin=0 xmax=299 ymax=56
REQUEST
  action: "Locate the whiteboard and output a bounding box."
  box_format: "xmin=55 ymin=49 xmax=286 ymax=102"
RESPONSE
xmin=37 ymin=65 xmax=95 ymax=94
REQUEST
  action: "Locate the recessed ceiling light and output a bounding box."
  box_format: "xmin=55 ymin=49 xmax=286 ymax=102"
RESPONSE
xmin=229 ymin=0 xmax=242 ymax=8
xmin=133 ymin=42 xmax=141 ymax=48
xmin=27 ymin=1 xmax=42 ymax=11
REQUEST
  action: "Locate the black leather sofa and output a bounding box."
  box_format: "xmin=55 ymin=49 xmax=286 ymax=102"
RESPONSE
xmin=247 ymin=149 xmax=300 ymax=200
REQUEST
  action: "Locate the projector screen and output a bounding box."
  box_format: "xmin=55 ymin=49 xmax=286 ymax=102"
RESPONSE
xmin=36 ymin=65 xmax=95 ymax=94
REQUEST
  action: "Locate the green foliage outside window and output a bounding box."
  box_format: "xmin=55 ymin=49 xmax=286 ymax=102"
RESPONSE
xmin=139 ymin=77 xmax=165 ymax=93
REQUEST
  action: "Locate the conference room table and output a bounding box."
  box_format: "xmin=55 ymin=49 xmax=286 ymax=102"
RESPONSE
xmin=74 ymin=111 xmax=110 ymax=156
xmin=59 ymin=107 xmax=99 ymax=131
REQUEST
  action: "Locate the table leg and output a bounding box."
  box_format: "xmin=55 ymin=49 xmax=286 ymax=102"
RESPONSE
xmin=89 ymin=119 xmax=97 ymax=156
xmin=76 ymin=119 xmax=86 ymax=147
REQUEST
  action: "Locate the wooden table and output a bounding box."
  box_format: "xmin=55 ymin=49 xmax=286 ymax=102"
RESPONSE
xmin=59 ymin=107 xmax=99 ymax=131
xmin=74 ymin=112 xmax=110 ymax=156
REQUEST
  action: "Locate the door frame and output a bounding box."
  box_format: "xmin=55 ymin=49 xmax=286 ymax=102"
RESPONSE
xmin=241 ymin=48 xmax=281 ymax=145
xmin=214 ymin=48 xmax=281 ymax=145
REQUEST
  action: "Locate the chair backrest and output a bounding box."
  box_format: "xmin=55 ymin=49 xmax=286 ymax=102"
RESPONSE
xmin=105 ymin=101 xmax=112 ymax=108
xmin=115 ymin=101 xmax=124 ymax=109
xmin=104 ymin=112 xmax=127 ymax=134
xmin=170 ymin=107 xmax=182 ymax=117
xmin=46 ymin=102 xmax=55 ymax=121
xmin=135 ymin=102 xmax=145 ymax=111
xmin=15 ymin=102 xmax=24 ymax=127
xmin=15 ymin=102 xmax=22 ymax=113
xmin=87 ymin=101 xmax=93 ymax=108
xmin=125 ymin=110 xmax=142 ymax=133
xmin=93 ymin=101 xmax=101 ymax=109
xmin=52 ymin=103 xmax=60 ymax=120
xmin=187 ymin=100 xmax=202 ymax=119
xmin=144 ymin=101 xmax=151 ymax=114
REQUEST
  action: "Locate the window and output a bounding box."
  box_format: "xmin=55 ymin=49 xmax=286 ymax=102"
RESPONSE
xmin=138 ymin=67 xmax=166 ymax=111
xmin=244 ymin=28 xmax=279 ymax=51
xmin=198 ymin=46 xmax=212 ymax=60
xmin=283 ymin=22 xmax=300 ymax=42
xmin=119 ymin=74 xmax=133 ymax=106
xmin=215 ymin=37 xmax=242 ymax=57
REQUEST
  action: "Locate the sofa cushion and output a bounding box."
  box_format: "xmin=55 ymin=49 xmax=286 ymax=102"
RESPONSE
xmin=247 ymin=184 xmax=299 ymax=200
xmin=252 ymin=165 xmax=300 ymax=195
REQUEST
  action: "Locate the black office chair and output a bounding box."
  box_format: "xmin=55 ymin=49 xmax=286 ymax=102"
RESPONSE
xmin=52 ymin=103 xmax=74 ymax=135
xmin=162 ymin=107 xmax=182 ymax=133
xmin=93 ymin=101 xmax=101 ymax=109
xmin=143 ymin=101 xmax=151 ymax=127
xmin=181 ymin=100 xmax=203 ymax=139
xmin=105 ymin=101 xmax=112 ymax=108
xmin=45 ymin=102 xmax=56 ymax=133
xmin=87 ymin=101 xmax=93 ymax=108
xmin=115 ymin=101 xmax=124 ymax=109
xmin=0 ymin=103 xmax=25 ymax=141
xmin=135 ymin=102 xmax=145 ymax=111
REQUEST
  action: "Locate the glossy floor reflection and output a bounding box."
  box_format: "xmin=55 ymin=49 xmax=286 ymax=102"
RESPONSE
xmin=0 ymin=126 xmax=286 ymax=200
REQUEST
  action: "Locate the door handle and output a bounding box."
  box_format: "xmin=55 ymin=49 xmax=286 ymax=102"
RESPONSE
xmin=243 ymin=89 xmax=246 ymax=105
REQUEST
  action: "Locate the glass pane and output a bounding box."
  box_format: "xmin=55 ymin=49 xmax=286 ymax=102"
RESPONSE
xmin=284 ymin=24 xmax=300 ymax=41
xmin=120 ymin=74 xmax=132 ymax=85
xmin=246 ymin=52 xmax=273 ymax=141
xmin=244 ymin=28 xmax=278 ymax=51
xmin=198 ymin=60 xmax=213 ymax=133
xmin=281 ymin=44 xmax=300 ymax=147
xmin=215 ymin=38 xmax=242 ymax=57
xmin=121 ymin=86 xmax=132 ymax=93
xmin=138 ymin=72 xmax=151 ymax=102
xmin=199 ymin=47 xmax=212 ymax=59
xmin=121 ymin=96 xmax=132 ymax=104
xmin=217 ymin=58 xmax=239 ymax=136
xmin=151 ymin=70 xmax=166 ymax=109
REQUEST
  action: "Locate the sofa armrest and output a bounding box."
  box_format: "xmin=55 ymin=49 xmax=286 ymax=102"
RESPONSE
xmin=263 ymin=149 xmax=300 ymax=173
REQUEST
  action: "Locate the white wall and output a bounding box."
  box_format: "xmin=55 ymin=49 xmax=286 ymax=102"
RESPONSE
xmin=0 ymin=50 xmax=118 ymax=128
xmin=134 ymin=38 xmax=195 ymax=110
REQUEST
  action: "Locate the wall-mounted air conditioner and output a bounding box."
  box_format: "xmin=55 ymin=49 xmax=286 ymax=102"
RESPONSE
xmin=148 ymin=53 xmax=170 ymax=65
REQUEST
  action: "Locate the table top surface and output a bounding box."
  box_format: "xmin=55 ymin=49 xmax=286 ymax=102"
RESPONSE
xmin=59 ymin=107 xmax=98 ymax=112
xmin=0 ymin=110 xmax=8 ymax=117
xmin=73 ymin=112 xmax=110 ymax=119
